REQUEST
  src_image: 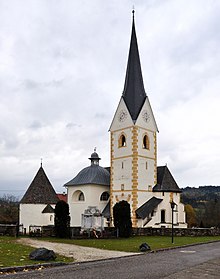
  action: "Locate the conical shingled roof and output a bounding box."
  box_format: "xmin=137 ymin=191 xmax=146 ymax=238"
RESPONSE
xmin=20 ymin=166 xmax=59 ymax=204
xmin=153 ymin=166 xmax=182 ymax=193
xmin=122 ymin=11 xmax=146 ymax=121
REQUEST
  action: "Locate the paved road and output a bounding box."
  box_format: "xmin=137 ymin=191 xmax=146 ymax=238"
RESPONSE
xmin=1 ymin=242 xmax=220 ymax=279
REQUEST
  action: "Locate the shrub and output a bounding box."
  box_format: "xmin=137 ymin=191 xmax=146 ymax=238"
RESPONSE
xmin=113 ymin=200 xmax=132 ymax=238
xmin=54 ymin=200 xmax=70 ymax=238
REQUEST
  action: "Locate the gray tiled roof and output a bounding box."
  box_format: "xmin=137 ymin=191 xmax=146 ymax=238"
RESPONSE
xmin=64 ymin=165 xmax=110 ymax=187
xmin=20 ymin=166 xmax=59 ymax=204
xmin=136 ymin=197 xmax=163 ymax=219
xmin=42 ymin=204 xmax=54 ymax=213
xmin=153 ymin=166 xmax=182 ymax=193
xmin=122 ymin=13 xmax=146 ymax=121
xmin=102 ymin=201 xmax=110 ymax=218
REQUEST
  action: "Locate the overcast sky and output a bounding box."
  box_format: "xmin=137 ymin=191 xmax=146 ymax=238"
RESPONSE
xmin=1 ymin=0 xmax=220 ymax=199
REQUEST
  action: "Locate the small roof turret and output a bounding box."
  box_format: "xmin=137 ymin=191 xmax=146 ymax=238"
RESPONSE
xmin=65 ymin=149 xmax=109 ymax=187
xmin=89 ymin=148 xmax=101 ymax=166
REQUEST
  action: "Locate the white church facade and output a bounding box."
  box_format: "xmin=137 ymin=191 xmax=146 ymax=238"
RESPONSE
xmin=19 ymin=12 xmax=187 ymax=233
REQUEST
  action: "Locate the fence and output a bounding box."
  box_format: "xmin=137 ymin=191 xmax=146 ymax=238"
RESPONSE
xmin=12 ymin=225 xmax=220 ymax=238
xmin=0 ymin=224 xmax=18 ymax=236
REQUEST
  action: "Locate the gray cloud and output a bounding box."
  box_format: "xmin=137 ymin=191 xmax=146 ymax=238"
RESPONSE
xmin=1 ymin=0 xmax=220 ymax=196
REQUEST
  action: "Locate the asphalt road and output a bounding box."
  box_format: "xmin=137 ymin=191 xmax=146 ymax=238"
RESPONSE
xmin=2 ymin=242 xmax=220 ymax=279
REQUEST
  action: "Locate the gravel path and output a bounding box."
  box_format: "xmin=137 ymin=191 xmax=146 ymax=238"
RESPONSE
xmin=16 ymin=238 xmax=138 ymax=262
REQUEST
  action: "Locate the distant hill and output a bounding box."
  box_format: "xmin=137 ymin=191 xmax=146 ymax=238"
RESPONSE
xmin=181 ymin=186 xmax=220 ymax=207
xmin=181 ymin=186 xmax=220 ymax=227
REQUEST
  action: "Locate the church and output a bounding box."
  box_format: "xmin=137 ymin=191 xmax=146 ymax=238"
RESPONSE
xmin=19 ymin=12 xmax=187 ymax=233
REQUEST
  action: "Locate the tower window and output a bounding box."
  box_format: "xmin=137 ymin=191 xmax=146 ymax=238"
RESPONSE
xmin=119 ymin=133 xmax=126 ymax=147
xmin=143 ymin=134 xmax=150 ymax=149
xmin=121 ymin=184 xmax=124 ymax=191
xmin=100 ymin=191 xmax=109 ymax=201
xmin=122 ymin=162 xmax=124 ymax=169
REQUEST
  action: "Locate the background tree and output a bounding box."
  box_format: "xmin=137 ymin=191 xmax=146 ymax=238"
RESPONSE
xmin=54 ymin=200 xmax=70 ymax=238
xmin=113 ymin=200 xmax=132 ymax=238
xmin=185 ymin=204 xmax=197 ymax=227
xmin=181 ymin=186 xmax=220 ymax=227
xmin=0 ymin=195 xmax=19 ymax=224
xmin=202 ymin=199 xmax=220 ymax=227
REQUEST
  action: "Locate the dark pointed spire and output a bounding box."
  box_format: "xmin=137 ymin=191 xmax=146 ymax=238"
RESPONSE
xmin=122 ymin=11 xmax=146 ymax=121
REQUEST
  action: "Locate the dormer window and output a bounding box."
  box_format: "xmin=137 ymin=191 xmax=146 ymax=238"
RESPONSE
xmin=143 ymin=134 xmax=150 ymax=150
xmin=119 ymin=133 xmax=126 ymax=147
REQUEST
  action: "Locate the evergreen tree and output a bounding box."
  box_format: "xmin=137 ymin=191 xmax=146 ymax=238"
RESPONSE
xmin=54 ymin=200 xmax=70 ymax=238
xmin=113 ymin=200 xmax=132 ymax=238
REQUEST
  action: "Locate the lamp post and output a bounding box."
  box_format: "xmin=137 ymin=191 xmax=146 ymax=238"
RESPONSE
xmin=170 ymin=200 xmax=175 ymax=244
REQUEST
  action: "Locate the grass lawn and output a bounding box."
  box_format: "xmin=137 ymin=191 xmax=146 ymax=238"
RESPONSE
xmin=43 ymin=235 xmax=220 ymax=253
xmin=0 ymin=237 xmax=73 ymax=268
xmin=1 ymin=235 xmax=220 ymax=268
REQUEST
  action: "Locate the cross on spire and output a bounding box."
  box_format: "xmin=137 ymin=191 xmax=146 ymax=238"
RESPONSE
xmin=132 ymin=8 xmax=135 ymax=19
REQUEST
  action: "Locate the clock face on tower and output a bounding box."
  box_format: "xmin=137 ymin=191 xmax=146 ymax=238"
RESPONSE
xmin=118 ymin=110 xmax=127 ymax=122
xmin=142 ymin=110 xmax=150 ymax=123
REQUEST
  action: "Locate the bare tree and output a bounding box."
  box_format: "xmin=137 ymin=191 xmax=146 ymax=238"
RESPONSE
xmin=0 ymin=194 xmax=19 ymax=224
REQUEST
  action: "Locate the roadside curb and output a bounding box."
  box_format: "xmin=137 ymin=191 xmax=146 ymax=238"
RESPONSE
xmin=150 ymin=239 xmax=220 ymax=253
xmin=0 ymin=262 xmax=67 ymax=275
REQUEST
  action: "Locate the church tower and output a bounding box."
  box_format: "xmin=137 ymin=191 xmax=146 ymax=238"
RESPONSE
xmin=109 ymin=11 xmax=158 ymax=227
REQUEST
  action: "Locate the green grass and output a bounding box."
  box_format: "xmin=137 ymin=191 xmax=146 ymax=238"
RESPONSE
xmin=1 ymin=235 xmax=220 ymax=268
xmin=0 ymin=237 xmax=73 ymax=268
xmin=43 ymin=235 xmax=220 ymax=253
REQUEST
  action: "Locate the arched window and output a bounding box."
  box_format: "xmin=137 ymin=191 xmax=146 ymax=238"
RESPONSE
xmin=161 ymin=210 xmax=166 ymax=223
xmin=119 ymin=133 xmax=126 ymax=147
xmin=100 ymin=191 xmax=110 ymax=201
xmin=78 ymin=192 xmax=85 ymax=201
xmin=72 ymin=190 xmax=85 ymax=202
xmin=143 ymin=134 xmax=150 ymax=149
